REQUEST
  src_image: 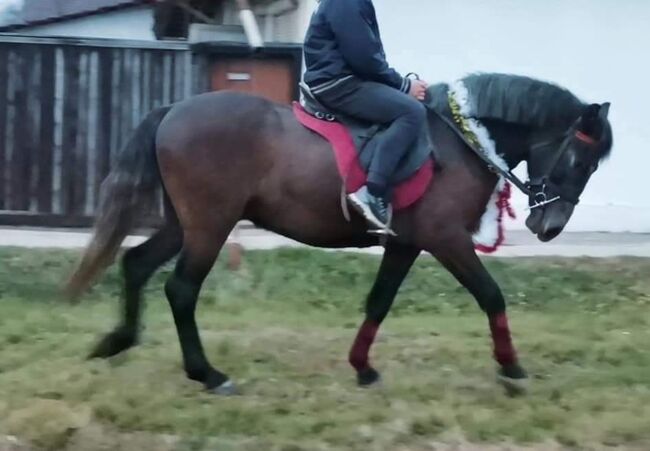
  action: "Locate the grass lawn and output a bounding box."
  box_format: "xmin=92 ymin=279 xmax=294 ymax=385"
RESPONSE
xmin=0 ymin=247 xmax=649 ymax=450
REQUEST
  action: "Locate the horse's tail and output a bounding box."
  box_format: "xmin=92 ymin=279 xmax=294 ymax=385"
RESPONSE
xmin=66 ymin=106 xmax=172 ymax=299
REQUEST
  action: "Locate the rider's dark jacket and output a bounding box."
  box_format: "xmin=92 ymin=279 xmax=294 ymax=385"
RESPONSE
xmin=303 ymin=0 xmax=410 ymax=96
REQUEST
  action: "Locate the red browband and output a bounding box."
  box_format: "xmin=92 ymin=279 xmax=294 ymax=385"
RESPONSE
xmin=575 ymin=130 xmax=598 ymax=146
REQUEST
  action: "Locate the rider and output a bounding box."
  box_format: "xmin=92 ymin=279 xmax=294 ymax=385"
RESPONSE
xmin=303 ymin=0 xmax=428 ymax=230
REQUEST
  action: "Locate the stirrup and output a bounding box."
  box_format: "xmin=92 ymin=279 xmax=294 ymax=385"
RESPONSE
xmin=367 ymin=227 xmax=397 ymax=237
xmin=367 ymin=206 xmax=396 ymax=236
xmin=347 ymin=188 xmax=396 ymax=236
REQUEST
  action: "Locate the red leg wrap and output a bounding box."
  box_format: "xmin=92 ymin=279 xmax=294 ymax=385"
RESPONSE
xmin=489 ymin=312 xmax=517 ymax=366
xmin=348 ymin=320 xmax=379 ymax=371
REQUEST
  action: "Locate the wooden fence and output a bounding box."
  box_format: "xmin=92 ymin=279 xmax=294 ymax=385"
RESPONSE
xmin=0 ymin=35 xmax=210 ymax=226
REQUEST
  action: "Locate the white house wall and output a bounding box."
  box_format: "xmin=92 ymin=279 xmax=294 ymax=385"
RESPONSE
xmin=16 ymin=1 xmax=311 ymax=43
xmin=267 ymin=0 xmax=317 ymax=42
xmin=18 ymin=6 xmax=155 ymax=40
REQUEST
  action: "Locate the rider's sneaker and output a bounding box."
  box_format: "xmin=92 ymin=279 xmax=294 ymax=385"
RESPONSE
xmin=348 ymin=186 xmax=395 ymax=235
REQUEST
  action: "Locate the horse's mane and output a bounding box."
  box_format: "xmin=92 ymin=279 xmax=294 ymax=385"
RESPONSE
xmin=428 ymin=73 xmax=585 ymax=130
xmin=427 ymin=73 xmax=613 ymax=158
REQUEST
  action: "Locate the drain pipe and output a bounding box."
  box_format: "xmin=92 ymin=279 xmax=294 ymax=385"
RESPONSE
xmin=236 ymin=0 xmax=264 ymax=48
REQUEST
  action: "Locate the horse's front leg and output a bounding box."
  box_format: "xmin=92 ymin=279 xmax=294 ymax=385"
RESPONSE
xmin=430 ymin=235 xmax=528 ymax=394
xmin=349 ymin=242 xmax=420 ymax=386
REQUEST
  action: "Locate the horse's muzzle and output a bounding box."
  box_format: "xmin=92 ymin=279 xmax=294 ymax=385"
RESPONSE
xmin=538 ymin=224 xmax=564 ymax=242
xmin=525 ymin=209 xmax=544 ymax=235
xmin=528 ymin=201 xmax=575 ymax=242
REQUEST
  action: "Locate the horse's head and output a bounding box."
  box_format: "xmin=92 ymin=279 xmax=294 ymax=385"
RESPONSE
xmin=526 ymin=102 xmax=613 ymax=242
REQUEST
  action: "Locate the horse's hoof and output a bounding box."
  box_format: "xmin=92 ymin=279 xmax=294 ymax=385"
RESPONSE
xmin=497 ymin=364 xmax=529 ymax=397
xmin=88 ymin=329 xmax=137 ymax=359
xmin=209 ymin=380 xmax=239 ymax=396
xmin=357 ymin=367 xmax=381 ymax=387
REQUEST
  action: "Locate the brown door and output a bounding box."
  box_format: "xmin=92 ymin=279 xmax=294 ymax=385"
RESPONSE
xmin=211 ymin=57 xmax=294 ymax=104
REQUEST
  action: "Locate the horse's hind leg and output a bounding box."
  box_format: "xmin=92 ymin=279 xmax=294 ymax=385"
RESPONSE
xmin=164 ymin=223 xmax=236 ymax=394
xmin=89 ymin=215 xmax=182 ymax=359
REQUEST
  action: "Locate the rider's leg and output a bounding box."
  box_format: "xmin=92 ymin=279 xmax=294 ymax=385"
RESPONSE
xmin=316 ymin=79 xmax=426 ymax=226
xmin=317 ymin=79 xmax=426 ymax=193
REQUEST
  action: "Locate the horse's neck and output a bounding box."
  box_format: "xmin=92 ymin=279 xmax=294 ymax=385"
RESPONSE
xmin=480 ymin=119 xmax=532 ymax=170
xmin=428 ymin=113 xmax=532 ymax=176
xmin=428 ymin=114 xmax=498 ymax=189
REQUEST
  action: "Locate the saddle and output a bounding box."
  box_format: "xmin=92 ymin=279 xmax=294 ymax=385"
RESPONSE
xmin=299 ymin=83 xmax=433 ymax=185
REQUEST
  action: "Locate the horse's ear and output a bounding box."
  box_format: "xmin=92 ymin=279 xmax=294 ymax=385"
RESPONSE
xmin=579 ymin=103 xmax=604 ymax=137
xmin=599 ymin=102 xmax=611 ymax=120
xmin=583 ymin=103 xmax=600 ymax=119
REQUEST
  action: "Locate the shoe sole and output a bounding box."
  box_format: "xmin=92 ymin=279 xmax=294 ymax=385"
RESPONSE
xmin=348 ymin=193 xmax=397 ymax=236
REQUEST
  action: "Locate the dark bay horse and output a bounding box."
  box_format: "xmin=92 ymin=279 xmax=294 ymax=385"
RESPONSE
xmin=67 ymin=74 xmax=613 ymax=395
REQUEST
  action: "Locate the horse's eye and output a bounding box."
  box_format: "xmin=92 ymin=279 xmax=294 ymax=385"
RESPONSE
xmin=570 ymin=158 xmax=584 ymax=170
xmin=570 ymin=157 xmax=593 ymax=173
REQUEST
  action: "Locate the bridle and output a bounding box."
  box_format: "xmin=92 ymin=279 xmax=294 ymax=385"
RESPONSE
xmin=525 ymin=119 xmax=599 ymax=210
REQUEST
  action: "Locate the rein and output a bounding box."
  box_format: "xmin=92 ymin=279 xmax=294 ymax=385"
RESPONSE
xmin=432 ymin=109 xmax=534 ymax=196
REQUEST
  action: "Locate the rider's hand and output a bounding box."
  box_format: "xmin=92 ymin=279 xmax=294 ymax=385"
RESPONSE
xmin=409 ymin=79 xmax=429 ymax=101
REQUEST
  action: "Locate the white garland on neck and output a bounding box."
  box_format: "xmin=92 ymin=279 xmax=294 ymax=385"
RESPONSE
xmin=448 ymin=80 xmax=513 ymax=251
